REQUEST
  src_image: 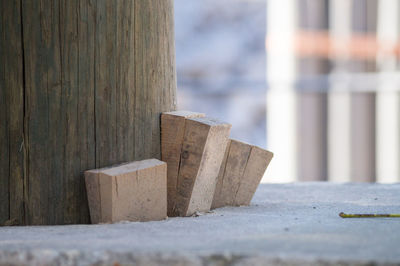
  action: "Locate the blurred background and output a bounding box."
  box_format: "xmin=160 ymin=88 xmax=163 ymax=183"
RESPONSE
xmin=174 ymin=0 xmax=400 ymax=183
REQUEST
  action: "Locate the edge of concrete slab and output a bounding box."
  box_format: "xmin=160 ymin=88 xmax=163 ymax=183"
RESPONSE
xmin=1 ymin=250 xmax=399 ymax=266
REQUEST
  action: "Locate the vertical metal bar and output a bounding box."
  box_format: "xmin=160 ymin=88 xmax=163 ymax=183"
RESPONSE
xmin=376 ymin=0 xmax=400 ymax=183
xmin=265 ymin=0 xmax=298 ymax=182
xmin=327 ymin=0 xmax=352 ymax=182
xmin=296 ymin=0 xmax=329 ymax=181
xmin=350 ymin=0 xmax=377 ymax=182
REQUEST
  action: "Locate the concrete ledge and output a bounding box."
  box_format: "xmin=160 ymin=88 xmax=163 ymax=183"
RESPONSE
xmin=1 ymin=183 xmax=399 ymax=266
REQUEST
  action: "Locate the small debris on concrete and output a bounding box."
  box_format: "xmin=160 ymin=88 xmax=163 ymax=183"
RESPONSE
xmin=191 ymin=212 xmax=204 ymax=217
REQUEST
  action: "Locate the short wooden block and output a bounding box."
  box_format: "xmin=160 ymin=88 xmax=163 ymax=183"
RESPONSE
xmin=212 ymin=140 xmax=273 ymax=208
xmin=212 ymin=140 xmax=252 ymax=208
xmin=161 ymin=111 xmax=205 ymax=216
xmin=174 ymin=117 xmax=231 ymax=216
xmin=85 ymin=159 xmax=167 ymax=223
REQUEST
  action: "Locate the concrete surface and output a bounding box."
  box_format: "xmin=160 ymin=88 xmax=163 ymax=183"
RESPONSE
xmin=0 ymin=183 xmax=399 ymax=266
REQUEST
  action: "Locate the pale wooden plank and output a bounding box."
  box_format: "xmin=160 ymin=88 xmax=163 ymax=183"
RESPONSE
xmin=84 ymin=172 xmax=102 ymax=224
xmin=85 ymin=159 xmax=167 ymax=223
xmin=174 ymin=117 xmax=231 ymax=216
xmin=161 ymin=111 xmax=205 ymax=216
xmin=235 ymin=147 xmax=273 ymax=206
xmin=211 ymin=140 xmax=231 ymax=209
xmin=112 ymin=160 xmax=167 ymax=222
xmin=212 ymin=140 xmax=251 ymax=208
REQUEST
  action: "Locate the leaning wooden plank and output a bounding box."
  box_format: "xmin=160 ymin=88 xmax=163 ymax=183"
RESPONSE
xmin=174 ymin=117 xmax=231 ymax=216
xmin=161 ymin=111 xmax=205 ymax=216
xmin=85 ymin=159 xmax=167 ymax=223
xmin=211 ymin=140 xmax=231 ymax=209
xmin=212 ymin=140 xmax=252 ymax=209
xmin=234 ymin=147 xmax=273 ymax=206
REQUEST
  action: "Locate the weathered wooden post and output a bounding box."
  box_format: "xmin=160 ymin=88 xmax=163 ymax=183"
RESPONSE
xmin=0 ymin=0 xmax=176 ymax=225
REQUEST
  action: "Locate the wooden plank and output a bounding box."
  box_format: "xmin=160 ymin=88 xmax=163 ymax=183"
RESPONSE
xmin=174 ymin=117 xmax=231 ymax=217
xmin=212 ymin=140 xmax=252 ymax=209
xmin=85 ymin=171 xmax=103 ymax=224
xmin=85 ymin=159 xmax=167 ymax=223
xmin=212 ymin=141 xmax=273 ymax=208
xmin=161 ymin=111 xmax=205 ymax=216
xmin=86 ymin=172 xmax=112 ymax=224
xmin=211 ymin=140 xmax=231 ymax=209
xmin=235 ymin=147 xmax=273 ymax=206
xmin=112 ymin=160 xmax=167 ymax=222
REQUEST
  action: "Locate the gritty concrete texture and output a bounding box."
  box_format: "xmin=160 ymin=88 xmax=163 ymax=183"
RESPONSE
xmin=0 ymin=183 xmax=399 ymax=266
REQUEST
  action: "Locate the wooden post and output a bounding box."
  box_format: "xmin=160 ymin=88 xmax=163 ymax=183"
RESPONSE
xmin=0 ymin=0 xmax=177 ymax=225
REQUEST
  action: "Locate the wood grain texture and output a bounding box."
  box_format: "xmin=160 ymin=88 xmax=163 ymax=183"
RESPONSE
xmin=85 ymin=159 xmax=167 ymax=223
xmin=112 ymin=160 xmax=167 ymax=222
xmin=0 ymin=0 xmax=24 ymax=225
xmin=234 ymin=147 xmax=273 ymax=206
xmin=212 ymin=141 xmax=273 ymax=209
xmin=0 ymin=0 xmax=10 ymax=225
xmin=84 ymin=171 xmax=102 ymax=224
xmin=134 ymin=0 xmax=177 ymax=160
xmin=0 ymin=0 xmax=176 ymax=225
xmin=174 ymin=117 xmax=231 ymax=217
xmin=211 ymin=140 xmax=231 ymax=209
xmin=212 ymin=140 xmax=251 ymax=208
xmin=161 ymin=111 xmax=205 ymax=216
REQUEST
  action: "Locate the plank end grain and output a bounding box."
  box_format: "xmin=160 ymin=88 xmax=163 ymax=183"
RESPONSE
xmin=85 ymin=159 xmax=167 ymax=223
